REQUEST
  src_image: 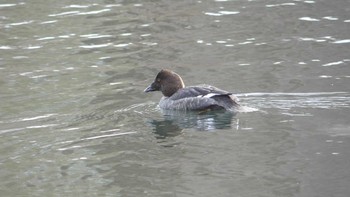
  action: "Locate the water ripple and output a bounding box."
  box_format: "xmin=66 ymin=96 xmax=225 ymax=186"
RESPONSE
xmin=322 ymin=61 xmax=344 ymax=67
xmin=0 ymin=46 xmax=13 ymax=50
xmin=238 ymin=92 xmax=350 ymax=110
xmin=6 ymin=20 xmax=34 ymax=27
xmin=333 ymin=39 xmax=350 ymax=44
xmin=79 ymin=43 xmax=112 ymax=49
xmin=81 ymin=131 xmax=137 ymax=141
xmin=204 ymin=11 xmax=239 ymax=16
xmin=114 ymin=43 xmax=133 ymax=48
xmin=304 ymin=1 xmax=315 ymax=3
xmin=40 ymin=20 xmax=58 ymax=24
xmin=266 ymin=2 xmax=296 ymax=7
xmin=21 ymin=114 xmax=57 ymax=121
xmin=49 ymin=9 xmax=110 ymax=17
xmin=298 ymin=37 xmax=326 ymax=42
xmin=80 ymin=34 xmax=113 ymax=39
xmin=323 ymin=16 xmax=338 ymax=21
xmin=299 ymin=17 xmax=320 ymax=22
xmin=63 ymin=5 xmax=91 ymax=9
xmin=26 ymin=124 xmax=59 ymax=129
xmin=78 ymin=9 xmax=110 ymax=15
xmin=0 ymin=4 xmax=17 ymax=7
xmin=49 ymin=11 xmax=80 ymax=17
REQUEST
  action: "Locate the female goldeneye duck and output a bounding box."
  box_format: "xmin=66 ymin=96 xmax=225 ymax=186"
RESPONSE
xmin=144 ymin=69 xmax=240 ymax=112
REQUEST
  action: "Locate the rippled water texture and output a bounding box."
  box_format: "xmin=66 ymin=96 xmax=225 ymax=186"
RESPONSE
xmin=1 ymin=0 xmax=350 ymax=196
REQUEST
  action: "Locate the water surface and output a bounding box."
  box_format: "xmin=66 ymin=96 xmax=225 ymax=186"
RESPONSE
xmin=1 ymin=0 xmax=350 ymax=196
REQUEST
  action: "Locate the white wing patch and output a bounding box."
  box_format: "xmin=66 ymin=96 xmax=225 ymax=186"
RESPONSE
xmin=197 ymin=93 xmax=221 ymax=98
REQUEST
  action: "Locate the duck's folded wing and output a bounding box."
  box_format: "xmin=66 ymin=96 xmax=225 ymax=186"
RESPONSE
xmin=164 ymin=85 xmax=239 ymax=110
xmin=160 ymin=97 xmax=222 ymax=110
xmin=171 ymin=85 xmax=232 ymax=100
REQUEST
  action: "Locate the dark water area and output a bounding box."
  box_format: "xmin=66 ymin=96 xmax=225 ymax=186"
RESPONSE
xmin=1 ymin=0 xmax=350 ymax=196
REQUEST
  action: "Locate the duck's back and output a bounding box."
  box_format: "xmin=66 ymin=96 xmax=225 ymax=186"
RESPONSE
xmin=159 ymin=85 xmax=239 ymax=111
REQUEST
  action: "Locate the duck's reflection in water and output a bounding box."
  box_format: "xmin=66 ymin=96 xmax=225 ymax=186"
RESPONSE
xmin=149 ymin=109 xmax=237 ymax=139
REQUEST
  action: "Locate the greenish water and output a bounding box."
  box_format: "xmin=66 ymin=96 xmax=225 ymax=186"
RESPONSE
xmin=1 ymin=0 xmax=350 ymax=196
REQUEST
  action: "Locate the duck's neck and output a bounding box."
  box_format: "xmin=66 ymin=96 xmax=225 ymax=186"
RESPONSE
xmin=162 ymin=83 xmax=184 ymax=97
xmin=162 ymin=77 xmax=185 ymax=97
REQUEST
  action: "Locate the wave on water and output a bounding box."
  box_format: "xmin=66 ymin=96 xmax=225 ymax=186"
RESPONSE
xmin=237 ymin=92 xmax=350 ymax=110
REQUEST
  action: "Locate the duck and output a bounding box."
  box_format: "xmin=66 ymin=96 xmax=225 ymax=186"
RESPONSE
xmin=144 ymin=69 xmax=240 ymax=112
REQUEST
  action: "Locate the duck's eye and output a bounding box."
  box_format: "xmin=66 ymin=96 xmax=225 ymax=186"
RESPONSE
xmin=156 ymin=78 xmax=161 ymax=82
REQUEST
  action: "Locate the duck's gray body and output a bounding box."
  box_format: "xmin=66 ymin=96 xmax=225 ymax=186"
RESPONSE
xmin=159 ymin=85 xmax=239 ymax=112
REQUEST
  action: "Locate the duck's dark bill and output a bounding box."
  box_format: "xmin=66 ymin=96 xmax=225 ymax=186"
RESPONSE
xmin=144 ymin=84 xmax=156 ymax=92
